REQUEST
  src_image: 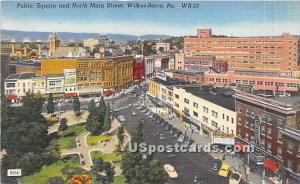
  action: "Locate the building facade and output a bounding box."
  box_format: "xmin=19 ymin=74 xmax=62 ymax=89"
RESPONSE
xmin=234 ymin=91 xmax=300 ymax=182
xmin=144 ymin=56 xmax=155 ymax=80
xmin=175 ymin=53 xmax=184 ymax=70
xmin=185 ymin=28 xmax=300 ymax=75
xmin=184 ymin=55 xmax=216 ymax=72
xmin=133 ymin=56 xmax=145 ymax=82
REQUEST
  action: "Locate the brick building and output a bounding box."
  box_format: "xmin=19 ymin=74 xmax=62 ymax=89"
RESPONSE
xmin=184 ymin=28 xmax=300 ymax=75
xmin=234 ymin=91 xmax=300 ymax=182
xmin=133 ymin=55 xmax=145 ymax=82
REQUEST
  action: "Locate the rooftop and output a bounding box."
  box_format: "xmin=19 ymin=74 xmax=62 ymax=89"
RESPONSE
xmin=6 ymin=73 xmax=35 ymax=80
xmin=166 ymin=69 xmax=204 ymax=75
xmin=182 ymin=86 xmax=235 ymax=111
xmin=151 ymin=77 xmax=188 ymax=86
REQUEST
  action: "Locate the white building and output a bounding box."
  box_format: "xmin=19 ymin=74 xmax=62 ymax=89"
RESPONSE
xmin=144 ymin=56 xmax=155 ymax=81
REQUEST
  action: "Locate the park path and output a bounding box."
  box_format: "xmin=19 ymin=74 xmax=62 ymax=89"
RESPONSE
xmin=61 ymin=119 xmax=130 ymax=175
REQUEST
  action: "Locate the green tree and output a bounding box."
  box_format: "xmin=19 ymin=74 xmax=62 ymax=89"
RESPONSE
xmin=16 ymin=152 xmax=43 ymax=176
xmin=73 ymin=94 xmax=81 ymax=117
xmin=88 ymin=99 xmax=96 ymax=112
xmin=42 ymin=139 xmax=60 ymax=165
xmin=146 ymin=159 xmax=168 ymax=184
xmin=103 ymin=104 xmax=111 ymax=133
xmin=47 ymin=93 xmax=55 ymax=114
xmin=85 ymin=107 xmax=104 ymax=135
xmin=58 ymin=118 xmax=68 ymax=132
xmin=98 ymin=96 xmax=106 ymax=122
xmin=91 ymin=158 xmax=115 ymax=184
xmin=132 ymin=122 xmax=144 ymax=144
xmin=116 ymin=125 xmax=125 ymax=153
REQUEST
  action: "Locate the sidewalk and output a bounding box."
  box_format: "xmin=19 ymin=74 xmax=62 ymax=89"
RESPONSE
xmin=146 ymin=101 xmax=271 ymax=184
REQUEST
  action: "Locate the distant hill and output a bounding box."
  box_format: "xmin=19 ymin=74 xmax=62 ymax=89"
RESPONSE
xmin=1 ymin=30 xmax=171 ymax=42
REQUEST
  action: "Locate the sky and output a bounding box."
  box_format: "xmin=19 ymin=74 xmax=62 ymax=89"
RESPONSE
xmin=1 ymin=0 xmax=300 ymax=36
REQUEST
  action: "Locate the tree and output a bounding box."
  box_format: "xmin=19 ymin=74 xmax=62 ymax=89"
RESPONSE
xmin=132 ymin=122 xmax=144 ymax=144
xmin=88 ymin=99 xmax=96 ymax=112
xmin=73 ymin=94 xmax=81 ymax=117
xmin=103 ymin=104 xmax=111 ymax=133
xmin=91 ymin=158 xmax=114 ymax=184
xmin=47 ymin=93 xmax=55 ymax=114
xmin=98 ymin=96 xmax=106 ymax=122
xmin=116 ymin=125 xmax=125 ymax=153
xmin=16 ymin=152 xmax=43 ymax=176
xmin=58 ymin=118 xmax=68 ymax=132
xmin=42 ymin=139 xmax=60 ymax=165
xmin=68 ymin=175 xmax=91 ymax=184
xmin=146 ymin=159 xmax=168 ymax=184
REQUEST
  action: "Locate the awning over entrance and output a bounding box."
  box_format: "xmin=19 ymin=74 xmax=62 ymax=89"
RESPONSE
xmin=103 ymin=90 xmax=113 ymax=95
xmin=264 ymin=160 xmax=279 ymax=173
xmin=64 ymin=93 xmax=76 ymax=97
xmin=7 ymin=95 xmax=17 ymax=100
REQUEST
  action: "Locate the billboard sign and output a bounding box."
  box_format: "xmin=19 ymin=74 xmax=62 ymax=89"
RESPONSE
xmin=64 ymin=69 xmax=76 ymax=86
xmin=254 ymin=115 xmax=261 ymax=146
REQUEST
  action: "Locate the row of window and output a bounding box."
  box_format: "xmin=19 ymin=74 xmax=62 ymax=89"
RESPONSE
xmin=185 ymin=40 xmax=285 ymax=44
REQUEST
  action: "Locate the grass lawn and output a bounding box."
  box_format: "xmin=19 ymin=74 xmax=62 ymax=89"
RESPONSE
xmin=22 ymin=155 xmax=85 ymax=184
xmin=86 ymin=134 xmax=112 ymax=146
xmin=114 ymin=176 xmax=126 ymax=184
xmin=58 ymin=124 xmax=86 ymax=150
xmin=91 ymin=151 xmax=123 ymax=167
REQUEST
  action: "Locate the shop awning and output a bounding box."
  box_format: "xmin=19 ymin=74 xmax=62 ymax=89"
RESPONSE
xmin=7 ymin=95 xmax=17 ymax=100
xmin=264 ymin=160 xmax=279 ymax=173
xmin=103 ymin=90 xmax=113 ymax=95
xmin=64 ymin=93 xmax=76 ymax=97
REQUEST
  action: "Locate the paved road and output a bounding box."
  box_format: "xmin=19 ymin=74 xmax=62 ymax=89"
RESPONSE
xmin=112 ymin=95 xmax=230 ymax=184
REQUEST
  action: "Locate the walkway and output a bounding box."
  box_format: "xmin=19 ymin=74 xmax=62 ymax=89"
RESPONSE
xmin=61 ymin=119 xmax=131 ymax=175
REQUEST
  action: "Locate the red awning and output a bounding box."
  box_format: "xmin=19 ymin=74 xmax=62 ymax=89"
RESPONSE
xmin=7 ymin=95 xmax=17 ymax=100
xmin=64 ymin=93 xmax=76 ymax=97
xmin=235 ymin=142 xmax=246 ymax=151
xmin=264 ymin=160 xmax=279 ymax=173
xmin=103 ymin=90 xmax=113 ymax=95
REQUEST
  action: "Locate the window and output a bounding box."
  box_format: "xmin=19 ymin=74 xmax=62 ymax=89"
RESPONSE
xmin=245 ymin=120 xmax=249 ymax=128
xmin=175 ymin=94 xmax=179 ymax=99
xmin=245 ymin=133 xmax=249 ymax=141
xmin=184 ymin=98 xmax=189 ymax=104
xmin=226 ymin=116 xmax=229 ymax=121
xmin=257 ymin=81 xmax=263 ymax=85
xmin=251 ymin=112 xmax=255 ymax=118
xmin=193 ymin=111 xmax=198 ymax=117
xmin=250 ymin=136 xmax=255 ymax=143
xmin=278 ymin=132 xmax=282 ymax=143
xmin=261 ymin=125 xmax=265 ymax=135
xmin=288 ymin=142 xmax=294 ymax=153
xmin=203 ymin=107 xmax=209 ymax=113
xmin=277 ymin=147 xmax=282 ymax=158
xmin=212 ymin=111 xmax=218 ymax=118
xmin=267 ymin=128 xmax=272 ymax=137
xmin=202 ymin=116 xmax=208 ymax=123
xmin=245 ymin=110 xmax=249 ymax=116
xmin=261 ymin=140 xmax=265 ymax=148
xmin=184 ymin=107 xmax=189 ymax=113
xmin=231 ymin=118 xmax=234 ymax=124
xmin=250 ymin=122 xmax=255 ymax=130
xmin=193 ymin=102 xmax=198 ymax=108
xmin=287 ymin=160 xmax=293 ymax=170
xmin=267 ymin=142 xmax=272 ymax=152
xmin=223 ymin=114 xmax=225 ymax=119
xmin=211 ymin=121 xmax=218 ymax=128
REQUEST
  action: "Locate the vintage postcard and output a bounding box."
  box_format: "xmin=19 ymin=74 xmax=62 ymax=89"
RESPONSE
xmin=1 ymin=0 xmax=300 ymax=184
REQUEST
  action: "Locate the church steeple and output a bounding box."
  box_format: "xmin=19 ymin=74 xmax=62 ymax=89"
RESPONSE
xmin=48 ymin=33 xmax=60 ymax=51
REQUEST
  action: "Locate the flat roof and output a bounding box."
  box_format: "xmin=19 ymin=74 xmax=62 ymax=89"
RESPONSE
xmin=151 ymin=77 xmax=187 ymax=86
xmin=182 ymin=86 xmax=235 ymax=111
xmin=6 ymin=73 xmax=35 ymax=80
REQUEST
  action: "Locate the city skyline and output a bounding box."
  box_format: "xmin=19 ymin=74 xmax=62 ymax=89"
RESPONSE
xmin=2 ymin=1 xmax=300 ymax=36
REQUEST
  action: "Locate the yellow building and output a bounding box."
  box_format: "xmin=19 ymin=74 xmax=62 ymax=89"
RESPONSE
xmin=41 ymin=58 xmax=77 ymax=75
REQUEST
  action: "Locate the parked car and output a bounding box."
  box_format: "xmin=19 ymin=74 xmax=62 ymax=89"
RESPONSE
xmin=164 ymin=164 xmax=178 ymax=179
xmin=229 ymin=172 xmax=242 ymax=184
xmin=210 ymin=159 xmax=222 ymax=173
xmin=218 ymin=162 xmax=230 ymax=177
xmin=131 ymin=111 xmax=137 ymax=116
xmin=117 ymin=115 xmax=126 ymax=122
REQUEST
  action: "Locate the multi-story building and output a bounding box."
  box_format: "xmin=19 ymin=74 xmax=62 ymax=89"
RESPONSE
xmin=144 ymin=56 xmax=155 ymax=81
xmin=32 ymin=76 xmax=46 ymax=95
xmin=184 ymin=55 xmax=216 ymax=72
xmin=156 ymin=42 xmax=170 ymax=54
xmin=234 ymin=90 xmax=300 ymax=182
xmin=173 ymin=86 xmax=236 ymax=135
xmin=4 ymin=73 xmax=35 ymax=102
xmin=185 ymin=28 xmax=300 ymax=75
xmin=46 ymin=74 xmax=65 ymax=94
xmin=175 ymin=53 xmax=184 ymax=70
xmin=41 ymin=59 xmax=76 ymax=75
xmin=154 ymin=55 xmax=169 ymax=72
xmin=76 ymin=56 xmax=133 ymax=95
xmin=83 ymin=38 xmax=99 ymax=49
xmin=133 ymin=55 xmax=145 ymax=83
